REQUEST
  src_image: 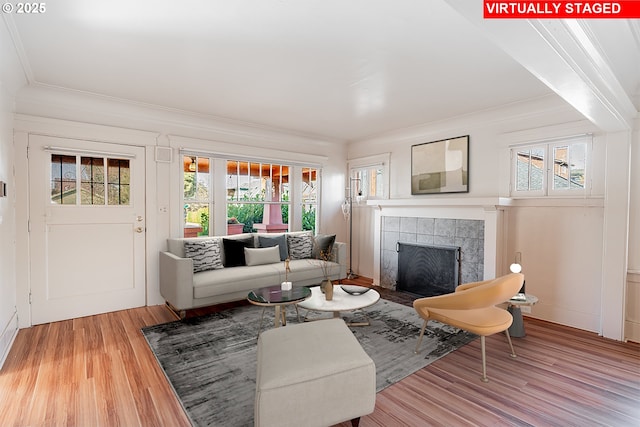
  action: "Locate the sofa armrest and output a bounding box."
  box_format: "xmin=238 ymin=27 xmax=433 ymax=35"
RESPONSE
xmin=332 ymin=242 xmax=347 ymax=277
xmin=159 ymin=251 xmax=194 ymax=311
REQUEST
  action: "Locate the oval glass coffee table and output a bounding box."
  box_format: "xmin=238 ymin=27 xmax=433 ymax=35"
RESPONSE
xmin=248 ymin=285 xmax=311 ymax=332
xmin=297 ymin=285 xmax=380 ymax=326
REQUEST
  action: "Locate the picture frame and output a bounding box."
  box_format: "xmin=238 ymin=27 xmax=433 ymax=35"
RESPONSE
xmin=411 ymin=135 xmax=469 ymax=195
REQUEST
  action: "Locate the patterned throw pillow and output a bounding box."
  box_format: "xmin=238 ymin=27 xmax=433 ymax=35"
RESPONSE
xmin=184 ymin=239 xmax=224 ymax=273
xmin=287 ymin=233 xmax=314 ymax=260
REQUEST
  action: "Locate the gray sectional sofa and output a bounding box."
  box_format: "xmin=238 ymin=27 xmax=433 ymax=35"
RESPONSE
xmin=159 ymin=231 xmax=346 ymax=315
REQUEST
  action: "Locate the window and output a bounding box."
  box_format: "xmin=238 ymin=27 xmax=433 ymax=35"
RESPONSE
xmin=226 ymin=160 xmax=291 ymax=234
xmin=301 ymin=167 xmax=318 ymax=233
xmin=511 ymin=136 xmax=590 ymax=197
xmin=183 ymin=155 xmax=211 ymax=237
xmin=51 ymin=154 xmax=130 ymax=205
xmin=348 ymin=153 xmax=390 ymax=202
xmin=350 ymin=165 xmax=385 ymax=201
xmin=180 ymin=151 xmax=321 ymax=236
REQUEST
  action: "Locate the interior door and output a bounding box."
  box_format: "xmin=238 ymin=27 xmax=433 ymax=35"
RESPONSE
xmin=28 ymin=135 xmax=146 ymax=325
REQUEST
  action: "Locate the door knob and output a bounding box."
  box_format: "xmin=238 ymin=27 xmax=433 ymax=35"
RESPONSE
xmin=135 ymin=227 xmax=144 ymax=233
xmin=136 ymin=216 xmax=143 ymax=222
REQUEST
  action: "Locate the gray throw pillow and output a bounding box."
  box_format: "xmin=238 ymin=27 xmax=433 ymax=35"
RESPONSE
xmin=244 ymin=246 xmax=281 ymax=266
xmin=259 ymin=235 xmax=288 ymax=261
xmin=287 ymin=233 xmax=314 ymax=260
xmin=312 ymin=234 xmax=336 ymax=260
xmin=184 ymin=239 xmax=224 ymax=273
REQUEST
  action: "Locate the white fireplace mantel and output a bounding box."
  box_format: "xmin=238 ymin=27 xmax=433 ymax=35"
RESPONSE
xmin=367 ymin=197 xmax=513 ymax=210
xmin=368 ymin=197 xmax=511 ymax=287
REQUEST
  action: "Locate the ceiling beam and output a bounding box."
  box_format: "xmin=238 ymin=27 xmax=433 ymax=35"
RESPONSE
xmin=445 ymin=0 xmax=637 ymax=132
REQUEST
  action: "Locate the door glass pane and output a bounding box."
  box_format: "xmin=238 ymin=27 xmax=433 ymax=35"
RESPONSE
xmin=107 ymin=158 xmax=130 ymax=205
xmin=51 ymin=154 xmax=77 ymax=204
xmin=80 ymin=157 xmax=105 ymax=205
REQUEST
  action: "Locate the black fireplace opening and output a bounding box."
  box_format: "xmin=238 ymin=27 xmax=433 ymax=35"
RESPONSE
xmin=397 ymin=243 xmax=461 ymax=297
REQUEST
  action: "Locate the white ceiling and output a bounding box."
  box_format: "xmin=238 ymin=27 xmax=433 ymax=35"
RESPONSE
xmin=7 ymin=0 xmax=568 ymax=141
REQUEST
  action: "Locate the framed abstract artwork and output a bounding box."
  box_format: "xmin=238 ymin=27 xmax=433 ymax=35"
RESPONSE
xmin=411 ymin=135 xmax=469 ymax=194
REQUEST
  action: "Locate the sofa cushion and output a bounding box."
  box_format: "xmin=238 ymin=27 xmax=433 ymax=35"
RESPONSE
xmin=312 ymin=234 xmax=336 ymax=260
xmin=223 ymin=236 xmax=254 ymax=267
xmin=193 ymin=264 xmax=280 ymax=299
xmin=245 ymin=246 xmax=281 ymax=267
xmin=184 ymin=239 xmax=223 ymax=273
xmin=287 ymin=233 xmax=313 ymax=260
xmin=258 ymin=235 xmax=288 ymax=261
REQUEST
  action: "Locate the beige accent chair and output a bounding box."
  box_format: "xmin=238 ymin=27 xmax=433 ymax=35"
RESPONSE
xmin=413 ymin=273 xmax=525 ymax=382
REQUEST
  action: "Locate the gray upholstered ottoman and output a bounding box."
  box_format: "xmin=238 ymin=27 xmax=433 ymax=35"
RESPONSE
xmin=255 ymin=318 xmax=376 ymax=427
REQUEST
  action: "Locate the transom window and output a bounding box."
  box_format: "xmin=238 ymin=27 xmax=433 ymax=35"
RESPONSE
xmin=511 ymin=136 xmax=590 ymax=197
xmin=50 ymin=155 xmax=130 ymax=205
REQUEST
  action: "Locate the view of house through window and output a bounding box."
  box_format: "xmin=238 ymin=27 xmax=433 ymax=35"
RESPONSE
xmin=51 ymin=154 xmax=130 ymax=205
xmin=511 ymin=136 xmax=589 ymax=197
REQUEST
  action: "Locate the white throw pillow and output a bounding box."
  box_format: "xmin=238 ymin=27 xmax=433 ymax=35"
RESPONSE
xmin=244 ymin=246 xmax=281 ymax=266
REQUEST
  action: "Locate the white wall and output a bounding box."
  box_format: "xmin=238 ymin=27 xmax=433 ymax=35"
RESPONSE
xmin=626 ymin=120 xmax=640 ymax=342
xmin=347 ymin=94 xmax=636 ymax=336
xmin=0 ymin=15 xmax=27 ymax=367
xmin=0 ymin=82 xmax=18 ymax=367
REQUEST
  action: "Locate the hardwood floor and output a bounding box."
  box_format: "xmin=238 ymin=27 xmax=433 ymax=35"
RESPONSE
xmin=0 ymin=306 xmax=190 ymax=427
xmin=1 ymin=280 xmax=639 ymax=427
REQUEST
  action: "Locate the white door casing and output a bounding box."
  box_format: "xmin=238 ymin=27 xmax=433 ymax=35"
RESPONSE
xmin=28 ymin=135 xmax=146 ymax=325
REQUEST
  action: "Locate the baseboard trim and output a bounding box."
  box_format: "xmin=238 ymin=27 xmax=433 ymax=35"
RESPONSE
xmin=0 ymin=311 xmax=19 ymax=370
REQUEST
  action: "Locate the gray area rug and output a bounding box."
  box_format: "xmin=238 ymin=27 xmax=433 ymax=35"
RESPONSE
xmin=142 ymin=299 xmax=475 ymax=427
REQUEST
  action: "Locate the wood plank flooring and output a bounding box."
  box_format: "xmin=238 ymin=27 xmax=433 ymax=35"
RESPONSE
xmin=1 ymin=279 xmax=638 ymax=426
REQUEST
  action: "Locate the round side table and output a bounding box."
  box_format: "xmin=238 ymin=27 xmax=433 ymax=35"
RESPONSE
xmin=507 ymin=294 xmax=538 ymax=337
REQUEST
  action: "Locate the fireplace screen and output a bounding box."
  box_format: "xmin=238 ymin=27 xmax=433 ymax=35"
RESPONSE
xmin=397 ymin=243 xmax=461 ymax=297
